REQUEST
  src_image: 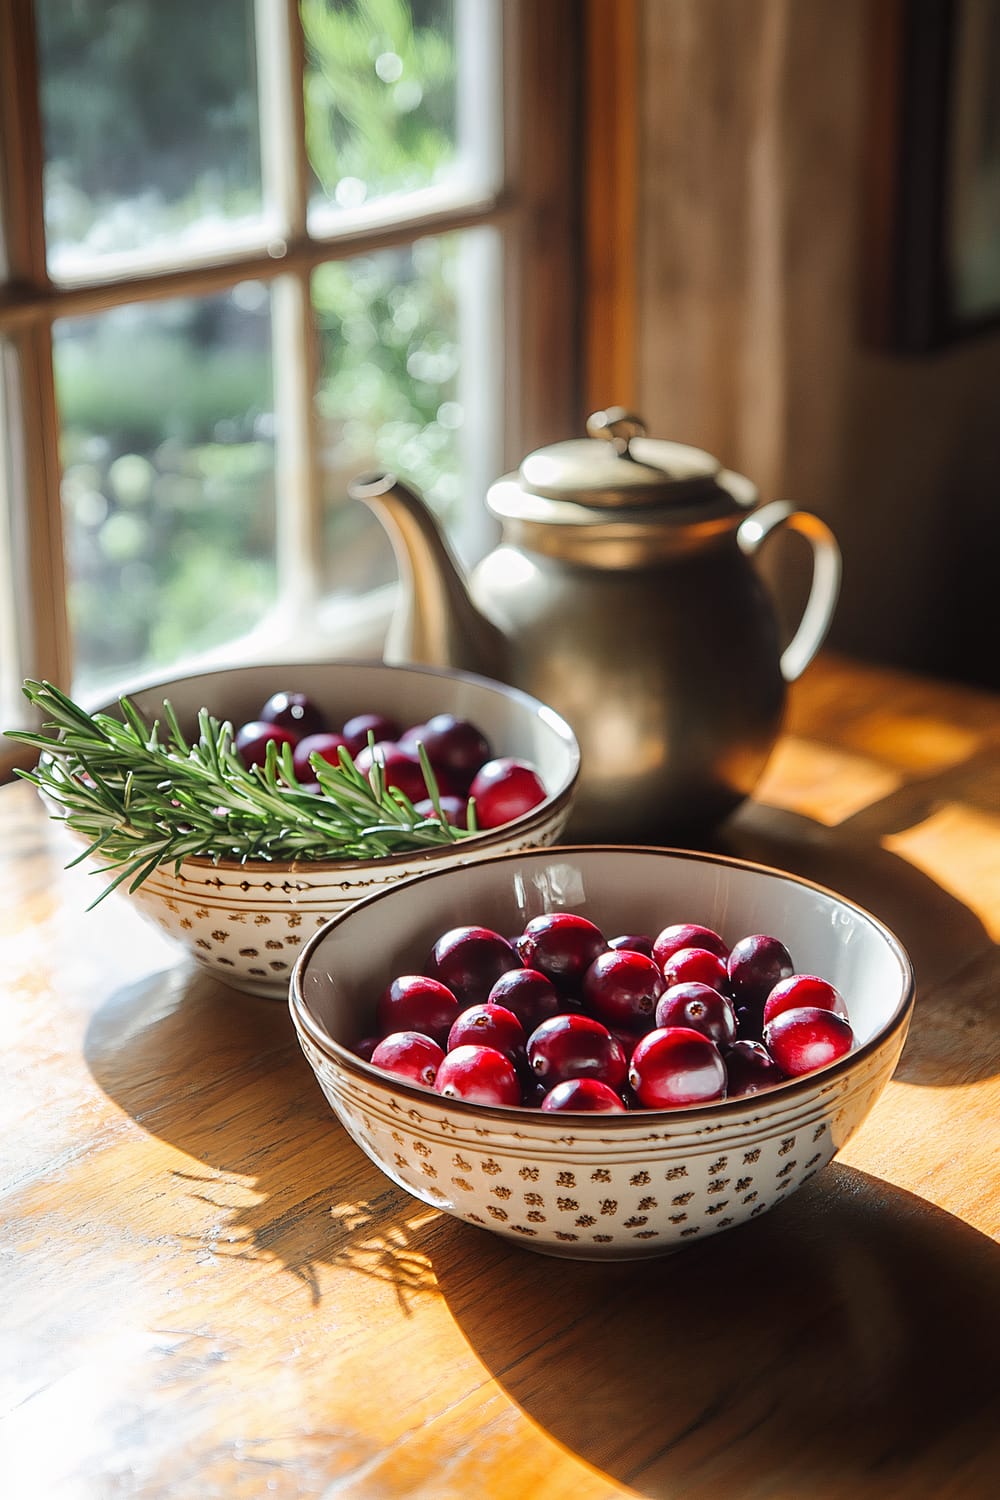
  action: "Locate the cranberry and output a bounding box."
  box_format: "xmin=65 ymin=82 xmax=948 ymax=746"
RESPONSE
xmin=724 ymin=1039 xmax=785 ymax=1097
xmin=516 ymin=912 xmax=607 ymax=991
xmin=342 ymin=712 xmax=402 ymax=757
xmin=526 ymin=1013 xmax=628 ymax=1091
xmin=375 ymin=973 xmax=460 ymax=1045
xmin=292 ymin=731 xmax=348 ymax=781
xmin=412 ymin=795 xmax=469 ymax=829
xmin=370 ymin=1031 xmax=445 ymax=1088
xmin=447 ymin=1003 xmax=526 ymax=1062
xmin=355 ymin=741 xmax=440 ymax=804
xmin=434 ymin=1044 xmax=522 ymax=1106
xmin=486 ymin=968 xmax=562 ymax=1032
xmin=428 ymin=926 xmax=521 ymax=1007
xmin=762 ymin=974 xmax=849 ymax=1027
xmin=540 ymin=1078 xmax=627 ymax=1113
xmin=259 ymin=690 xmax=327 ymax=738
xmin=628 ymin=1027 xmax=728 ymax=1108
xmin=608 ymin=933 xmax=654 ymax=958
xmin=234 ymin=720 xmax=299 ymax=770
xmin=652 ymin=923 xmax=728 ymax=969
xmin=659 ymin=946 xmax=730 ymax=994
xmin=351 ymin=1035 xmax=380 ymax=1062
xmin=763 ymin=1007 xmax=854 ymax=1077
xmin=411 ymin=713 xmax=492 ymax=793
xmin=583 ymin=948 xmax=664 ymax=1031
xmin=468 ymin=757 xmax=547 ymax=828
xmin=728 ymin=934 xmax=794 ymax=1018
xmin=655 ymin=982 xmax=736 ymax=1049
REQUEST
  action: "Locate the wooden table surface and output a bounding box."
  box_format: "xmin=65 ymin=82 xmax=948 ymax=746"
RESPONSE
xmin=2 ymin=651 xmax=998 ymax=1500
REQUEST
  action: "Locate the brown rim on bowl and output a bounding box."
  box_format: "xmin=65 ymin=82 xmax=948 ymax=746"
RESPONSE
xmin=288 ymin=843 xmax=916 ymax=1123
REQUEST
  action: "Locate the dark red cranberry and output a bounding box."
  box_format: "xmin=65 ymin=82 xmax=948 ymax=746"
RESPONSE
xmin=411 ymin=713 xmax=492 ymax=793
xmin=728 ymin=934 xmax=794 ymax=1019
xmin=762 ymin=974 xmax=849 ymax=1027
xmin=652 ymin=922 xmax=728 ymax=969
xmin=583 ymin=948 xmax=664 ymax=1031
xmin=660 ymin=946 xmax=730 ymax=994
xmin=763 ymin=1007 xmax=854 ymax=1077
xmin=540 ymin=1078 xmax=627 ymax=1113
xmin=351 ymin=1035 xmax=380 ymax=1063
xmin=412 ymin=795 xmax=469 ymax=829
xmin=259 ymin=690 xmax=327 ymax=738
xmin=428 ymin=926 xmax=521 ymax=1007
xmin=724 ymin=1039 xmax=785 ymax=1096
xmin=468 ymin=757 xmax=547 ymax=828
xmin=342 ymin=712 xmax=402 ymax=756
xmin=526 ymin=1013 xmax=628 ymax=1091
xmin=516 ymin=912 xmax=607 ymax=991
xmin=292 ymin=731 xmax=348 ymax=781
xmin=486 ymin=968 xmax=562 ymax=1031
xmin=375 ymin=974 xmax=460 ymax=1045
xmin=355 ymin=741 xmax=444 ymax=804
xmin=234 ymin=720 xmax=299 ymax=770
xmin=447 ymin=1003 xmax=526 ymax=1063
xmin=628 ymin=1027 xmax=727 ymax=1108
xmin=608 ymin=933 xmax=654 ymax=958
xmin=434 ymin=1044 xmax=522 ymax=1105
xmin=655 ymin=982 xmax=736 ymax=1049
xmin=370 ymin=1031 xmax=445 ymax=1088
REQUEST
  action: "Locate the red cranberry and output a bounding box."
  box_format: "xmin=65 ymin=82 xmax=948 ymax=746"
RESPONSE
xmin=652 ymin=923 xmax=728 ymax=969
xmin=763 ymin=1007 xmax=854 ymax=1077
xmin=375 ymin=974 xmax=460 ymax=1045
xmin=342 ymin=712 xmax=402 ymax=756
xmin=292 ymin=731 xmax=348 ymax=781
xmin=540 ymin=1078 xmax=627 ymax=1113
xmin=583 ymin=948 xmax=664 ymax=1031
xmin=728 ymin=934 xmax=794 ymax=1013
xmin=608 ymin=933 xmax=654 ymax=958
xmin=516 ymin=912 xmax=607 ymax=991
xmin=628 ymin=1027 xmax=728 ymax=1108
xmin=724 ymin=1039 xmax=785 ymax=1096
xmin=486 ymin=968 xmax=562 ymax=1031
xmin=660 ymin=946 xmax=730 ymax=994
xmin=434 ymin=1044 xmax=522 ymax=1105
xmin=355 ymin=741 xmax=442 ymax=804
xmin=468 ymin=757 xmax=547 ymax=828
xmin=412 ymin=713 xmax=492 ymax=793
xmin=351 ymin=1035 xmax=380 ymax=1062
xmin=234 ymin=720 xmax=299 ymax=770
xmin=428 ymin=926 xmax=521 ymax=1007
xmin=370 ymin=1031 xmax=445 ymax=1088
xmin=447 ymin=1003 xmax=526 ymax=1062
xmin=655 ymin=982 xmax=736 ymax=1049
xmin=412 ymin=795 xmax=469 ymax=829
xmin=526 ymin=1013 xmax=628 ymax=1091
xmin=259 ymin=690 xmax=327 ymax=738
xmin=762 ymin=974 xmax=849 ymax=1027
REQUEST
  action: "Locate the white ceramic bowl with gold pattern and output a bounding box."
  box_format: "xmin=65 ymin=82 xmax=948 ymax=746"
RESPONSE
xmin=85 ymin=661 xmax=579 ymax=998
xmin=289 ymin=845 xmax=914 ymax=1260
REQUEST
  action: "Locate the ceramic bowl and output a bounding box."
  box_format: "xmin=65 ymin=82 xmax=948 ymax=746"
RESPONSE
xmin=289 ymin=844 xmax=914 ymax=1261
xmin=82 ymin=660 xmax=580 ymax=998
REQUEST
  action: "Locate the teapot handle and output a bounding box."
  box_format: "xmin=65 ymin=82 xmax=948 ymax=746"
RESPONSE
xmin=737 ymin=501 xmax=842 ymax=683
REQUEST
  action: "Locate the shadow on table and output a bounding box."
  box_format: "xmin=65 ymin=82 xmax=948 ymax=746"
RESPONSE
xmin=435 ymin=1166 xmax=1000 ymax=1499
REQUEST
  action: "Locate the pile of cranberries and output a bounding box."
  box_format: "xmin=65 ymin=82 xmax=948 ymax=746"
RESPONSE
xmin=232 ymin=689 xmax=548 ymax=829
xmin=354 ymin=914 xmax=857 ymax=1111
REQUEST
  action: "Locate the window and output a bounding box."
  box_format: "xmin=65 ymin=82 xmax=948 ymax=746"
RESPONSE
xmin=0 ymin=0 xmax=580 ymax=770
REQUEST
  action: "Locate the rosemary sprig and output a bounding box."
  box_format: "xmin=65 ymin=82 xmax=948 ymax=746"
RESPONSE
xmin=6 ymin=679 xmax=479 ymax=906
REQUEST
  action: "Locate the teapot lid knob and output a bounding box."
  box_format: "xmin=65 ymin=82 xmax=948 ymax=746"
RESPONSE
xmin=586 ymin=407 xmax=647 ymax=456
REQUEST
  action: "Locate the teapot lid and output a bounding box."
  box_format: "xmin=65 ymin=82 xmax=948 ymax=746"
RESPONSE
xmin=518 ymin=408 xmax=726 ymax=510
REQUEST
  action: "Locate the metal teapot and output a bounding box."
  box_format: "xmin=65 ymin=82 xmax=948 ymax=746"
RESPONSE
xmin=349 ymin=408 xmax=841 ymax=841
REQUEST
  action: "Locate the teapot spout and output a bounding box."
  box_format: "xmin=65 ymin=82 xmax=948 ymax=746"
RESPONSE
xmin=348 ymin=470 xmax=506 ymax=681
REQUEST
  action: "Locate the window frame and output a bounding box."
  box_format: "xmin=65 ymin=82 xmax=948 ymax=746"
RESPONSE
xmin=0 ymin=0 xmax=582 ymax=779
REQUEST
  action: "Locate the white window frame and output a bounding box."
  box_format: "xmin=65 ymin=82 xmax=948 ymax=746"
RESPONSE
xmin=0 ymin=0 xmax=581 ymax=776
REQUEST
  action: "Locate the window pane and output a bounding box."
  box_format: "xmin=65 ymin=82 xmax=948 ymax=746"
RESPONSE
xmin=53 ymin=289 xmax=277 ymax=699
xmin=304 ymin=0 xmax=488 ymax=225
xmin=313 ymin=228 xmax=500 ymax=597
xmin=36 ymin=0 xmax=263 ymax=278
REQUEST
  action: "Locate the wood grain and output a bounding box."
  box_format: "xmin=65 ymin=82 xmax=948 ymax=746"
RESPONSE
xmin=1 ymin=652 xmax=998 ymax=1498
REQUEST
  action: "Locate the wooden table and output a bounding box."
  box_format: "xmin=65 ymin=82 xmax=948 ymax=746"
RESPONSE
xmin=2 ymin=651 xmax=998 ymax=1499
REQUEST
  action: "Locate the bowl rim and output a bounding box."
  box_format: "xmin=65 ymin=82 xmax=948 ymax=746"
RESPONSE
xmin=84 ymin=657 xmax=581 ymax=875
xmin=288 ymin=841 xmax=917 ymax=1122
